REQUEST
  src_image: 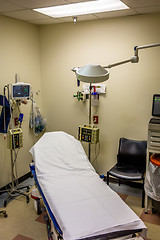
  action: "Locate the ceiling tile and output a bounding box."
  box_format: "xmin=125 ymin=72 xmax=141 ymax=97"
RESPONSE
xmin=8 ymin=0 xmax=68 ymax=9
xmin=136 ymin=6 xmax=160 ymax=14
xmin=122 ymin=0 xmax=160 ymax=8
xmin=2 ymin=9 xmax=49 ymax=21
xmin=0 ymin=0 xmax=25 ymax=13
xmin=28 ymin=18 xmax=62 ymax=25
xmin=95 ymin=9 xmax=137 ymax=19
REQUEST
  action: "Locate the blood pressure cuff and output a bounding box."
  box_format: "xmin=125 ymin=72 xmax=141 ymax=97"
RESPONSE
xmin=0 ymin=95 xmax=11 ymax=133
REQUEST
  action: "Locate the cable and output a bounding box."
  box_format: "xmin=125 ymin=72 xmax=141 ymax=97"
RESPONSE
xmin=91 ymin=141 xmax=100 ymax=173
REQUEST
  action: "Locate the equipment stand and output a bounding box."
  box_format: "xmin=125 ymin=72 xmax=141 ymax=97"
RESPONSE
xmin=4 ymin=149 xmax=30 ymax=207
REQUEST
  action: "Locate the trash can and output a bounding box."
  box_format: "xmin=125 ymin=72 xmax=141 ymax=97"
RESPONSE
xmin=144 ymin=154 xmax=160 ymax=213
xmin=31 ymin=187 xmax=42 ymax=215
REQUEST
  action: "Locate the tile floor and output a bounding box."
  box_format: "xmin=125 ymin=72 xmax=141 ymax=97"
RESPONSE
xmin=0 ymin=179 xmax=160 ymax=240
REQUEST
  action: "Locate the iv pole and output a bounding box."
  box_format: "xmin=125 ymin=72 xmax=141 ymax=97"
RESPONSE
xmin=88 ymin=83 xmax=92 ymax=161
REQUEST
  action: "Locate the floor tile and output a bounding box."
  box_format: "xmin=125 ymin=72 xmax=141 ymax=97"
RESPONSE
xmin=13 ymin=234 xmax=34 ymax=240
xmin=118 ymin=193 xmax=128 ymax=201
xmin=35 ymin=210 xmax=46 ymax=224
xmin=140 ymin=209 xmax=160 ymax=226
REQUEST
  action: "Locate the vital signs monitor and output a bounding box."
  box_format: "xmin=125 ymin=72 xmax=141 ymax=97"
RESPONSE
xmin=11 ymin=82 xmax=31 ymax=100
xmin=152 ymin=94 xmax=160 ymax=117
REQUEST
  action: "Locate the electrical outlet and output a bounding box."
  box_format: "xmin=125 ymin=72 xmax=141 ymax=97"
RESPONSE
xmin=93 ymin=116 xmax=98 ymax=124
xmin=14 ymin=117 xmax=19 ymax=126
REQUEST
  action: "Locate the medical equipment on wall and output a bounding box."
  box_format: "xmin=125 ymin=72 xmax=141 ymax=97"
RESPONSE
xmin=73 ymin=82 xmax=106 ymax=162
xmin=83 ymin=83 xmax=106 ymax=94
xmin=151 ymin=94 xmax=160 ymax=117
xmin=73 ymin=84 xmax=102 ymax=161
xmin=7 ymin=128 xmax=23 ymax=150
xmin=78 ymin=125 xmax=99 ymax=143
xmin=29 ymin=99 xmax=46 ymax=136
xmin=1 ymin=77 xmax=31 ymax=207
xmin=91 ymin=86 xmax=99 ymax=106
xmin=11 ymin=82 xmax=31 ymax=100
xmin=73 ymin=91 xmax=86 ymax=102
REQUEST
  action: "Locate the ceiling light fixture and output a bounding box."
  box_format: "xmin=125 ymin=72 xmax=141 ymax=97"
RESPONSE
xmin=33 ymin=0 xmax=129 ymax=18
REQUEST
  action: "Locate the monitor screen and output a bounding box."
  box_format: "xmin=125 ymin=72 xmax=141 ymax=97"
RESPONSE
xmin=11 ymin=83 xmax=31 ymax=100
xmin=152 ymin=94 xmax=160 ymax=117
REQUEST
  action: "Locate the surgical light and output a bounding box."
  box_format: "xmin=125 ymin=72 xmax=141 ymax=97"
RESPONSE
xmin=72 ymin=43 xmax=160 ymax=83
xmin=33 ymin=0 xmax=129 ymax=18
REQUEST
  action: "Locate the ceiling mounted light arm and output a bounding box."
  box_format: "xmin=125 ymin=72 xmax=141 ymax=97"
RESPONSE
xmin=134 ymin=43 xmax=160 ymax=59
xmin=104 ymin=43 xmax=160 ymax=69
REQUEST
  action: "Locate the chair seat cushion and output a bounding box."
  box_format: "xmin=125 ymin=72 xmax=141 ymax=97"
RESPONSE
xmin=108 ymin=164 xmax=144 ymax=180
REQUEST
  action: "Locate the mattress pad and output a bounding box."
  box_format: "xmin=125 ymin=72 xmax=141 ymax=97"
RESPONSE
xmin=30 ymin=131 xmax=146 ymax=240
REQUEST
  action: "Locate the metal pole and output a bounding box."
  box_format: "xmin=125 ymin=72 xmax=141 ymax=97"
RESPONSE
xmin=10 ymin=149 xmax=14 ymax=190
xmin=88 ymin=83 xmax=92 ymax=161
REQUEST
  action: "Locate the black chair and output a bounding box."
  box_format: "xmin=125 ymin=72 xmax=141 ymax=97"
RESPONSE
xmin=107 ymin=137 xmax=147 ymax=208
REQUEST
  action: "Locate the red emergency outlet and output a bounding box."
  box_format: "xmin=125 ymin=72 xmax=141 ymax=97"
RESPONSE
xmin=93 ymin=116 xmax=98 ymax=124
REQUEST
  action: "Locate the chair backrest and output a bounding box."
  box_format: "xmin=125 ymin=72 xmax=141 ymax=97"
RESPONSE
xmin=117 ymin=137 xmax=147 ymax=168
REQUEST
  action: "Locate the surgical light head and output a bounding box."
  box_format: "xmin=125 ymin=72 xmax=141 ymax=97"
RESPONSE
xmin=72 ymin=64 xmax=109 ymax=83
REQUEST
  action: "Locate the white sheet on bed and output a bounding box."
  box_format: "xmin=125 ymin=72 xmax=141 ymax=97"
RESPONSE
xmin=30 ymin=131 xmax=147 ymax=240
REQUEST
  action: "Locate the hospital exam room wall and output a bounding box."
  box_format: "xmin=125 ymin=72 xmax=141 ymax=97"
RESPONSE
xmin=0 ymin=15 xmax=42 ymax=188
xmin=39 ymin=13 xmax=160 ymax=175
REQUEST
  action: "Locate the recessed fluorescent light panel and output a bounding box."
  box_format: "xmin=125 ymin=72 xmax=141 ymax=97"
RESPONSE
xmin=34 ymin=0 xmax=129 ymax=18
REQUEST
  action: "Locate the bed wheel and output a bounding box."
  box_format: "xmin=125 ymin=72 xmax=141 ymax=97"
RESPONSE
xmin=1 ymin=211 xmax=8 ymax=218
xmin=4 ymin=213 xmax=8 ymax=218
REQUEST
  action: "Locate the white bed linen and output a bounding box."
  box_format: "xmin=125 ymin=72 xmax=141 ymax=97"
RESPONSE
xmin=30 ymin=131 xmax=147 ymax=240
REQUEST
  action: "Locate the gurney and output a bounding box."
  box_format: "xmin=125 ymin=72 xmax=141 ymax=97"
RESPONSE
xmin=29 ymin=131 xmax=147 ymax=240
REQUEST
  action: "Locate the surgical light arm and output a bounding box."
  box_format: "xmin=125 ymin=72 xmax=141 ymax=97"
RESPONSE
xmin=134 ymin=43 xmax=160 ymax=59
xmin=104 ymin=43 xmax=160 ymax=69
xmin=71 ymin=43 xmax=160 ymax=73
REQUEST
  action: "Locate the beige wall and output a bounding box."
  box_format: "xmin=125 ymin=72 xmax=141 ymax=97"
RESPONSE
xmin=39 ymin=13 xmax=160 ymax=174
xmin=0 ymin=15 xmax=42 ymax=188
xmin=0 ymin=13 xmax=160 ymax=188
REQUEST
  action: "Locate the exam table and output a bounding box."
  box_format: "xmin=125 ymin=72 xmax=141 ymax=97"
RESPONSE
xmin=29 ymin=131 xmax=147 ymax=240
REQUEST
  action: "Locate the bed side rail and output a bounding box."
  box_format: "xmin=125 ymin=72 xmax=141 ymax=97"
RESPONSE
xmin=30 ymin=163 xmax=63 ymax=237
